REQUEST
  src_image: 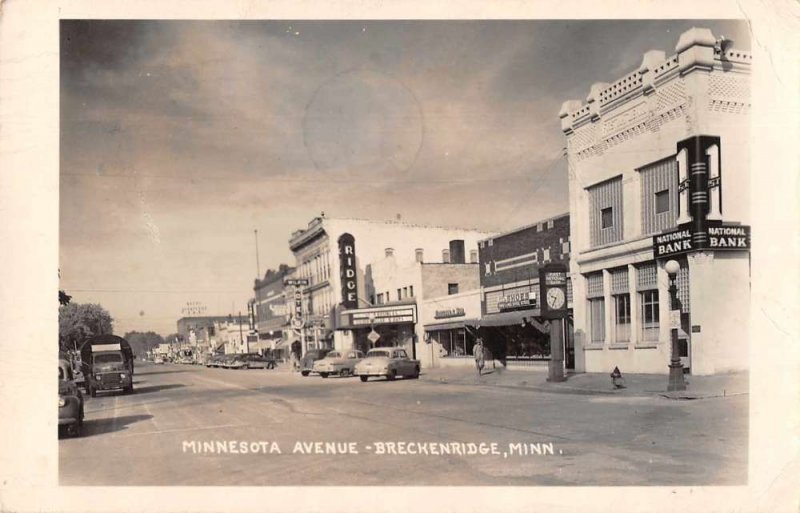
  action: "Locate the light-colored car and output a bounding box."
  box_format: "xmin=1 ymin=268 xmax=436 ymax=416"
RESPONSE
xmin=312 ymin=350 xmax=364 ymax=378
xmin=354 ymin=347 xmax=420 ymax=382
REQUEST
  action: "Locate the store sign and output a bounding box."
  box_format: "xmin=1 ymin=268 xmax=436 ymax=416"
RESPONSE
xmin=284 ymin=278 xmax=309 ymax=287
xmin=708 ymin=225 xmax=750 ymax=250
xmin=338 ymin=233 xmax=358 ymax=309
xmin=497 ymin=291 xmax=537 ymax=311
xmin=350 ymin=306 xmax=416 ymax=326
xmin=292 ymin=288 xmax=303 ymax=332
xmin=653 ymin=226 xmax=693 ymax=258
xmin=434 ymin=307 xmax=465 ymax=319
xmin=269 ymin=304 xmax=287 ymax=316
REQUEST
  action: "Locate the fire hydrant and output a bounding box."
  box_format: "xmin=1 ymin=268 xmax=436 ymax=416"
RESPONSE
xmin=610 ymin=366 xmax=626 ymax=389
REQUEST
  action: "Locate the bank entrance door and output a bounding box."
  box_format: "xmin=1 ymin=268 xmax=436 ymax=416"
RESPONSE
xmin=565 ymin=316 xmax=575 ymax=370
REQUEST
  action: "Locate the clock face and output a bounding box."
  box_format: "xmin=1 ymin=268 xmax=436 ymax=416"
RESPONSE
xmin=546 ymin=287 xmax=566 ymax=310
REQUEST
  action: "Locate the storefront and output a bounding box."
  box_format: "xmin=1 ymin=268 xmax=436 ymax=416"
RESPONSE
xmin=338 ymin=302 xmax=418 ymax=358
xmin=421 ymin=290 xmax=481 ymax=368
xmin=477 ymin=214 xmax=574 ymax=369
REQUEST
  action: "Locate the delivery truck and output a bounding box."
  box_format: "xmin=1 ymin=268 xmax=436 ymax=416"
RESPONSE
xmin=80 ymin=335 xmax=134 ymax=397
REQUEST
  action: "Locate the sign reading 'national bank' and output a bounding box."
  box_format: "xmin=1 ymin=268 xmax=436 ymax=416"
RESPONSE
xmin=654 ymin=227 xmax=694 ymax=258
xmin=654 ymin=223 xmax=750 ymax=259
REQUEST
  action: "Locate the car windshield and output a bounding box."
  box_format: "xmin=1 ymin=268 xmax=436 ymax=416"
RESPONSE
xmin=326 ymin=351 xmax=341 ymax=359
xmin=94 ymin=353 xmax=122 ymax=364
xmin=367 ymin=350 xmax=391 ymax=358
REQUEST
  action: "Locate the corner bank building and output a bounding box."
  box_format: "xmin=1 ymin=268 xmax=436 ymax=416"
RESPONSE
xmin=559 ymin=27 xmax=751 ymax=376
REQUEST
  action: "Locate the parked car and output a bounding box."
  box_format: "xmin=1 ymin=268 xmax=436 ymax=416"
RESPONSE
xmin=300 ymin=348 xmax=332 ymax=376
xmin=206 ymin=354 xmax=224 ymax=367
xmin=225 ymin=353 xmax=274 ymax=370
xmin=312 ymin=350 xmax=364 ymax=378
xmin=154 ymin=356 xmax=165 ymax=364
xmin=354 ymin=347 xmax=420 ymax=382
xmin=58 ymin=359 xmax=84 ymax=438
xmin=219 ymin=354 xmax=238 ymax=369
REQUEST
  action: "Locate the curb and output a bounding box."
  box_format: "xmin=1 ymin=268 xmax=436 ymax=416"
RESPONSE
xmin=420 ymin=374 xmax=747 ymax=399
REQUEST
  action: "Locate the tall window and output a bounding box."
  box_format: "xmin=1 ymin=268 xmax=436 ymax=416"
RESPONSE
xmin=615 ymin=295 xmax=631 ymax=342
xmin=448 ymin=283 xmax=459 ymax=295
xmin=590 ymin=299 xmax=605 ymax=343
xmin=586 ymin=273 xmax=605 ymax=344
xmin=588 ymin=176 xmax=624 ymax=247
xmin=376 ymin=293 xmax=384 ymax=305
xmin=610 ymin=267 xmax=630 ymax=343
xmin=637 ymin=263 xmax=660 ymax=342
xmin=640 ymin=157 xmax=678 ymax=235
xmin=409 ymin=285 xmax=414 ymax=297
xmin=641 ymin=290 xmax=660 ymax=342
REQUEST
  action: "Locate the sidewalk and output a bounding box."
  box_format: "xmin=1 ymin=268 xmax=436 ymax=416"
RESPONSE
xmin=418 ymin=365 xmax=749 ymax=400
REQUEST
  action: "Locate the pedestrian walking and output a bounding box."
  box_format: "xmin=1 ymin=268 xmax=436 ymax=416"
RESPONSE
xmin=290 ymin=351 xmax=300 ymax=372
xmin=474 ymin=338 xmax=485 ymax=376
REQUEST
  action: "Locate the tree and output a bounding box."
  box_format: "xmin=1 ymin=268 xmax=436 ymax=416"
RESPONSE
xmin=59 ymin=303 xmax=114 ymax=352
xmin=123 ymin=331 xmax=165 ymax=357
xmin=59 ymin=290 xmax=72 ymax=306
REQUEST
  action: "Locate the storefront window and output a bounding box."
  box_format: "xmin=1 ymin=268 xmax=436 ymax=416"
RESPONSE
xmin=432 ymin=329 xmax=474 ymax=358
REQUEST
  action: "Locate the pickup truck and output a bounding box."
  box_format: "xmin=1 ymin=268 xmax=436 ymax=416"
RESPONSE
xmin=354 ymin=347 xmax=420 ymax=382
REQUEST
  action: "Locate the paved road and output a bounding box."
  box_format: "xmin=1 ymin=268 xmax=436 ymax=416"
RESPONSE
xmin=60 ymin=362 xmax=747 ymax=486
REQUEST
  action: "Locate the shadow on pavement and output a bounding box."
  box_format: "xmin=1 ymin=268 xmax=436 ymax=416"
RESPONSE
xmin=137 ymin=369 xmax=192 ymax=376
xmin=84 ymin=414 xmax=153 ymax=436
xmin=131 ymin=383 xmax=186 ymax=395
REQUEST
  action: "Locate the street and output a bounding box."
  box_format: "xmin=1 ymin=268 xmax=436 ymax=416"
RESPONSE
xmin=60 ymin=362 xmax=747 ymax=486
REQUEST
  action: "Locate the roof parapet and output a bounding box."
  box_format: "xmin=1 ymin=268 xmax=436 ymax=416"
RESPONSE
xmin=675 ymin=27 xmax=716 ymax=75
xmin=638 ymin=50 xmax=666 ymax=94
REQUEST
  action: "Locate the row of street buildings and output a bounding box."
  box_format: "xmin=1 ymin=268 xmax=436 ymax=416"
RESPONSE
xmin=176 ymin=27 xmax=751 ymax=376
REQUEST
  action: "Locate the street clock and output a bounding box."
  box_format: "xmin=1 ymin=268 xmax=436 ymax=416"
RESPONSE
xmin=539 ymin=263 xmax=568 ymax=319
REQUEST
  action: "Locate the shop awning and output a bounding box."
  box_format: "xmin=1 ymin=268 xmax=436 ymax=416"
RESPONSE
xmin=423 ymin=319 xmax=480 ymax=332
xmin=479 ymin=309 xmax=541 ymax=328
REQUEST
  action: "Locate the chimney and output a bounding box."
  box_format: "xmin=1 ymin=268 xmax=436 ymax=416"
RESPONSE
xmin=449 ymin=240 xmax=465 ymax=264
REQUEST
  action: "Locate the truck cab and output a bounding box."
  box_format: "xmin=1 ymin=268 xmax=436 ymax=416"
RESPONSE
xmin=86 ymin=343 xmax=133 ymax=397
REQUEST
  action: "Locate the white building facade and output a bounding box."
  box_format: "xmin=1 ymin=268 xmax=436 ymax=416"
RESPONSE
xmin=287 ymin=216 xmax=491 ymax=360
xmin=560 ymin=28 xmax=751 ymax=375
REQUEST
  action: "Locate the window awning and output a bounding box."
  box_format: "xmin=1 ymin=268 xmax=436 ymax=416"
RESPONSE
xmin=478 ymin=309 xmax=541 ymax=327
xmin=423 ymin=319 xmax=480 ymax=332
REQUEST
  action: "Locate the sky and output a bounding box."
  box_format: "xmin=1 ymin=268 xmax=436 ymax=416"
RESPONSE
xmin=59 ymin=19 xmax=750 ymax=336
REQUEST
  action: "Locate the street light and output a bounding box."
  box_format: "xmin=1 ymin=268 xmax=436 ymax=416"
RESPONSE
xmin=665 ymin=259 xmax=686 ymax=391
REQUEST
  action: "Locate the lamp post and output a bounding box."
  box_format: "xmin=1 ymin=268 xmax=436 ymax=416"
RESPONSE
xmin=664 ymin=260 xmax=686 ymax=391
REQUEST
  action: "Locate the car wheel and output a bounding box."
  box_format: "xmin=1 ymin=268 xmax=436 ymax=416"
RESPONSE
xmin=89 ymin=386 xmax=97 ymax=398
xmin=340 ymin=369 xmax=350 ymax=377
xmin=360 ymin=376 xmax=368 ymax=382
xmin=301 ymin=371 xmax=310 ymax=377
xmin=387 ymin=369 xmax=397 ymax=381
xmin=412 ymin=366 xmax=420 ymax=379
xmin=320 ymin=372 xmax=329 ymax=378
